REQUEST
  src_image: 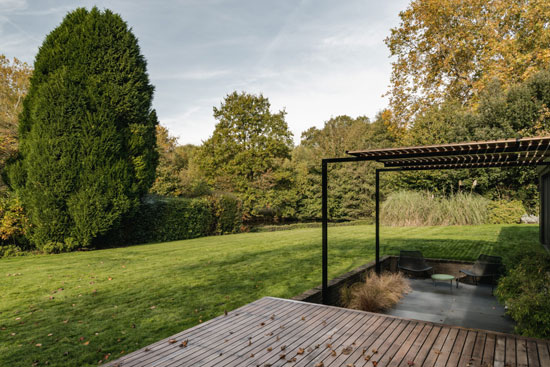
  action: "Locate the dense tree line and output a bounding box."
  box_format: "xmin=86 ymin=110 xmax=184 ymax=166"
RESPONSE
xmin=151 ymin=71 xmax=550 ymax=223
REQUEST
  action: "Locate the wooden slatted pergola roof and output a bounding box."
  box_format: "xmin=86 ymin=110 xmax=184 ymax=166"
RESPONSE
xmin=346 ymin=136 xmax=550 ymax=170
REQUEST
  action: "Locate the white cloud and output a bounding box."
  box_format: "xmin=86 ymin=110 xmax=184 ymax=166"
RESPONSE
xmin=320 ymin=27 xmax=385 ymax=49
xmin=153 ymin=69 xmax=232 ymax=81
xmin=0 ymin=0 xmax=27 ymax=12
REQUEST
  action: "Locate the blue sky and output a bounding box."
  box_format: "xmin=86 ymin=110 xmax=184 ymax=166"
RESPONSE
xmin=0 ymin=0 xmax=410 ymax=145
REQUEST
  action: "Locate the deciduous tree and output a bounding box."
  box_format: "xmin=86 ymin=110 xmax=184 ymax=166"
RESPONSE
xmin=386 ymin=0 xmax=550 ymax=130
xmin=198 ymin=91 xmax=294 ymax=219
xmin=0 ymin=55 xmax=31 ymax=190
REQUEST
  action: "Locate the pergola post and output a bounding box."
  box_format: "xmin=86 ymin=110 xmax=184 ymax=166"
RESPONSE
xmin=321 ymin=160 xmax=328 ymax=304
xmin=375 ymin=169 xmax=381 ymax=274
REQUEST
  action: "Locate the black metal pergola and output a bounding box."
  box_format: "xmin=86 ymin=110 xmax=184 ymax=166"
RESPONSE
xmin=321 ymin=136 xmax=550 ymax=304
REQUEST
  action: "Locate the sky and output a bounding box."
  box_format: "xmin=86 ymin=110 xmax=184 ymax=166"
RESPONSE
xmin=0 ymin=0 xmax=410 ymax=145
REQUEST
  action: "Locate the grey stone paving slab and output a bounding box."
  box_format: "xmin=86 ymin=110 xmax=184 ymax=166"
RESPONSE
xmin=384 ymin=278 xmax=516 ymax=333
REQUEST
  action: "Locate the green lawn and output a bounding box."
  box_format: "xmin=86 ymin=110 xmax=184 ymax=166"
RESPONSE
xmin=0 ymin=224 xmax=542 ymax=366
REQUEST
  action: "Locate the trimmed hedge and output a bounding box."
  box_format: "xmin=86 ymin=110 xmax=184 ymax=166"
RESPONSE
xmin=98 ymin=194 xmax=243 ymax=247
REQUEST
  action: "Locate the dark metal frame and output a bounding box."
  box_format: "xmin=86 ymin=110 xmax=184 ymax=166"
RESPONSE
xmin=320 ymin=155 xmax=550 ymax=304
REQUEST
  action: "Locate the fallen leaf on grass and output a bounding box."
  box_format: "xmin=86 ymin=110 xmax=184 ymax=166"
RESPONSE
xmin=83 ymin=341 xmax=89 ymax=345
xmin=35 ymin=344 xmax=42 ymax=347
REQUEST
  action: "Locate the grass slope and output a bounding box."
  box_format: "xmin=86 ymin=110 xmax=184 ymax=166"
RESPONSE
xmin=0 ymin=224 xmax=542 ymax=366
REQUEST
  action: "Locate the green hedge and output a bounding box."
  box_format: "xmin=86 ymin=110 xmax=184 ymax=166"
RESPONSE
xmin=98 ymin=194 xmax=242 ymax=247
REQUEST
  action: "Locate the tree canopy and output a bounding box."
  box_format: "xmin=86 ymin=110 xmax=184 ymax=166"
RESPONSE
xmin=198 ymin=91 xmax=294 ymax=219
xmin=386 ymin=0 xmax=550 ymax=129
xmin=8 ymin=7 xmax=158 ymax=250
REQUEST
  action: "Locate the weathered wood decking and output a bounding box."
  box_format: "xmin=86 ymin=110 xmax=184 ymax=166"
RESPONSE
xmin=106 ymin=297 xmax=550 ymax=367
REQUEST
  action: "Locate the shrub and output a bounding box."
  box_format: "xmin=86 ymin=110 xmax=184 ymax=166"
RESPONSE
xmin=341 ymin=272 xmax=411 ymax=312
xmin=381 ymin=191 xmax=489 ymax=226
xmin=8 ymin=7 xmax=158 ymax=250
xmin=496 ymin=254 xmax=550 ymax=338
xmin=98 ymin=196 xmax=216 ymax=246
xmin=208 ymin=193 xmax=242 ymax=234
xmin=487 ymin=200 xmax=525 ymax=224
xmin=0 ymin=195 xmax=29 ymax=256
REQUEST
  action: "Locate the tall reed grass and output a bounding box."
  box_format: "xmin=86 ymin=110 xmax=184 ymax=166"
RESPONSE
xmin=381 ymin=190 xmax=490 ymax=226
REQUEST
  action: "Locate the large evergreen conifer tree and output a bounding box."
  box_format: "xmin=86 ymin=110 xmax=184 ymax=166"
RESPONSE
xmin=9 ymin=7 xmax=158 ymax=250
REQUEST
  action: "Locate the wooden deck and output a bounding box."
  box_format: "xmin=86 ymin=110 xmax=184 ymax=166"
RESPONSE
xmin=106 ymin=297 xmax=550 ymax=367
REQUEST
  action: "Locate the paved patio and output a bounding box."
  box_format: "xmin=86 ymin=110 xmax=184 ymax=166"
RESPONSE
xmin=385 ymin=278 xmax=515 ymax=334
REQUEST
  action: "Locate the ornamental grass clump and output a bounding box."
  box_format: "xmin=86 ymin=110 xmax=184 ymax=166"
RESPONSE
xmin=342 ymin=272 xmax=411 ymax=312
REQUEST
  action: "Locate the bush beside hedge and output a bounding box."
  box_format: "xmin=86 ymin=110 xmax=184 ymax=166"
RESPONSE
xmin=208 ymin=193 xmax=243 ymax=234
xmin=488 ymin=200 xmax=526 ymax=224
xmin=496 ymin=251 xmax=550 ymax=338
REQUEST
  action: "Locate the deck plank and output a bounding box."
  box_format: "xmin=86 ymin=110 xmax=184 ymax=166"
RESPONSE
xmin=351 ymin=318 xmax=410 ymax=367
xmin=387 ymin=323 xmax=431 ymax=367
xmin=482 ymin=333 xmax=496 ymax=366
xmin=299 ymin=314 xmax=388 ymax=367
xmin=397 ymin=324 xmax=438 ymax=367
xmin=469 ymin=332 xmax=486 ymax=367
xmin=537 ymin=341 xmax=550 ymax=367
xmin=105 ymin=297 xmax=547 ymax=367
xmin=516 ymin=338 xmax=529 ymax=367
xmin=421 ymin=325 xmax=450 ymax=367
xmin=445 ymin=328 xmax=468 ymax=367
xmin=456 ymin=330 xmax=477 ymax=367
xmin=146 ymin=298 xmax=305 ymax=367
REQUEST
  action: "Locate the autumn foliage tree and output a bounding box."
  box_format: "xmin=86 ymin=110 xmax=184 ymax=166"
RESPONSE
xmin=7 ymin=8 xmax=158 ymax=250
xmin=385 ymin=0 xmax=550 ymax=130
xmin=0 ymin=55 xmax=31 ymax=190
